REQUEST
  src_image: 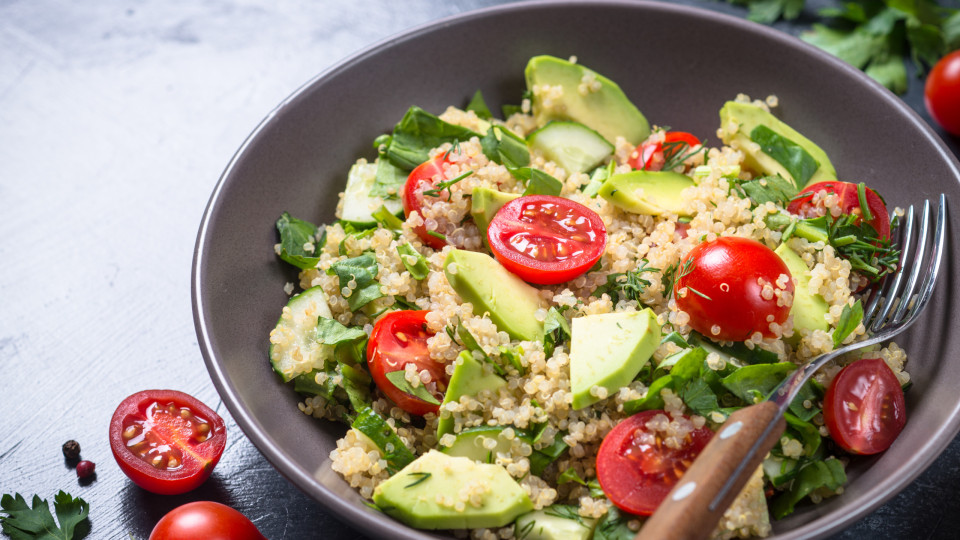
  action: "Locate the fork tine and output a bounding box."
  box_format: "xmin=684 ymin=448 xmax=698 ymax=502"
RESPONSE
xmin=893 ymin=195 xmax=947 ymax=329
xmin=889 ymin=200 xmax=933 ymax=326
xmin=863 ymin=205 xmax=914 ymax=330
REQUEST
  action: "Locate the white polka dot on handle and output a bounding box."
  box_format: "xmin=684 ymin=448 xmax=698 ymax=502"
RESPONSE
xmin=719 ymin=420 xmax=743 ymax=440
xmin=672 ymin=481 xmax=697 ymax=501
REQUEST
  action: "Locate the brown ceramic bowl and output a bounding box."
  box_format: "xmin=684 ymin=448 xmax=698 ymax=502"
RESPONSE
xmin=193 ymin=1 xmax=960 ymax=538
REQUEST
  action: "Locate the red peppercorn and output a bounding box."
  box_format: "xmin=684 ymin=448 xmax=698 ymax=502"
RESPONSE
xmin=76 ymin=460 xmax=96 ymax=479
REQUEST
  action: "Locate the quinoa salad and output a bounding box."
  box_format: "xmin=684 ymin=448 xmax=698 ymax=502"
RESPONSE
xmin=267 ymin=55 xmax=908 ymax=539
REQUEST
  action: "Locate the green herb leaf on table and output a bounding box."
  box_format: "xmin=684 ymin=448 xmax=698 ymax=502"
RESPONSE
xmin=276 ymin=212 xmax=323 ymax=269
xmin=730 ymin=0 xmax=805 ymax=24
xmin=0 ymin=491 xmax=90 ymax=540
xmin=385 ymin=370 xmax=441 ymax=405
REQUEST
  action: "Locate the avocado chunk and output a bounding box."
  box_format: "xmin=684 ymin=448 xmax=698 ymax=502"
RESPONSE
xmin=470 ymin=187 xmax=521 ymax=244
xmin=774 ymin=244 xmax=829 ymax=339
xmin=569 ymin=309 xmax=661 ymax=409
xmin=438 ymin=351 xmax=508 ymax=438
xmin=525 ymin=55 xmax=650 ymax=145
xmin=719 ymin=101 xmax=837 ymax=189
xmin=372 ymin=450 xmax=533 ymax=530
xmin=598 ymin=170 xmax=695 ymax=216
xmin=269 ymin=286 xmax=334 ymax=382
xmin=443 ymin=249 xmax=544 ymax=341
xmin=527 ymin=121 xmax=614 ymax=174
xmin=515 ymin=506 xmax=597 ymax=540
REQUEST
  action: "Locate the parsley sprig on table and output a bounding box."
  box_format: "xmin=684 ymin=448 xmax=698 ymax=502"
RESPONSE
xmin=728 ymin=0 xmax=960 ymax=93
xmin=0 ymin=491 xmax=90 ymax=540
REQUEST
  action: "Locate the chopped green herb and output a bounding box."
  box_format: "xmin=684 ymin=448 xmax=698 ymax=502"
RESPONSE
xmin=592 ymin=259 xmax=659 ymax=303
xmin=426 ymin=230 xmax=447 ymax=242
xmin=404 ymin=472 xmax=432 ymax=488
xmin=385 ymin=370 xmax=441 ymax=406
xmin=422 ymin=170 xmax=474 ymax=198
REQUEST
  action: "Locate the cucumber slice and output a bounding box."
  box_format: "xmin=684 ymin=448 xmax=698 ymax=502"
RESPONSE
xmin=528 ymin=121 xmax=613 ymax=174
xmin=442 ymin=426 xmax=512 ymax=464
xmin=268 ymin=286 xmax=334 ymax=382
xmin=338 ymin=161 xmax=403 ymax=226
xmin=514 ymin=505 xmax=596 ymax=540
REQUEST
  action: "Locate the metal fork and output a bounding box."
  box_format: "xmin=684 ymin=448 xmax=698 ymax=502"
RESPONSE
xmin=636 ymin=195 xmax=947 ymax=540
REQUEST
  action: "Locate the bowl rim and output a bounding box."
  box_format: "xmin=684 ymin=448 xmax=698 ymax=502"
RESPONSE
xmin=192 ymin=1 xmax=960 ymax=539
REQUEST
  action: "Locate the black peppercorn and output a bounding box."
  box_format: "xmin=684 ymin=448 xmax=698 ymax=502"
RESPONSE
xmin=62 ymin=440 xmax=81 ymax=460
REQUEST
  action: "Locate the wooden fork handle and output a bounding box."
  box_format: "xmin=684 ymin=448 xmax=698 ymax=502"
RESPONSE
xmin=634 ymin=401 xmax=786 ymax=540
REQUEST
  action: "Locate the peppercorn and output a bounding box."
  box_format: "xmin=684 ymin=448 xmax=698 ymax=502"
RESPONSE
xmin=62 ymin=440 xmax=81 ymax=460
xmin=76 ymin=460 xmax=95 ymax=479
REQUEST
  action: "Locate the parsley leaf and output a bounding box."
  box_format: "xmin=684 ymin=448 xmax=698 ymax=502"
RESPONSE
xmin=1 ymin=491 xmax=90 ymax=540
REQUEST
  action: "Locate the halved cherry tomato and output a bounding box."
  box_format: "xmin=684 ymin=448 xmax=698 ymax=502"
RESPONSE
xmin=402 ymin=153 xmax=455 ymax=249
xmin=823 ymin=358 xmax=906 ymax=455
xmin=367 ymin=310 xmax=448 ymax=416
xmin=925 ymin=50 xmax=960 ymax=136
xmin=787 ymin=181 xmax=891 ymax=242
xmin=486 ymin=195 xmax=606 ymax=285
xmin=596 ymin=410 xmax=713 ymax=516
xmin=149 ymin=501 xmax=265 ymax=540
xmin=674 ymin=236 xmax=793 ymax=342
xmin=628 ymin=131 xmax=701 ymax=171
xmin=110 ymin=390 xmax=226 ymax=495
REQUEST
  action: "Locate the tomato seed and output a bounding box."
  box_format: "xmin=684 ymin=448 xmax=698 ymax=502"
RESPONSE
xmin=180 ymin=408 xmax=192 ymax=419
xmin=122 ymin=425 xmax=138 ymax=440
xmin=197 ymin=423 xmax=211 ymax=435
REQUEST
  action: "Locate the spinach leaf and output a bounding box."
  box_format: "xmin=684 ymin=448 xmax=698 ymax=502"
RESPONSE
xmin=480 ymin=125 xmax=530 ymax=168
xmin=316 ymin=317 xmax=367 ymax=346
xmin=770 ymin=457 xmax=846 ymax=519
xmin=385 ymin=370 xmax=440 ymax=405
xmin=680 ymin=378 xmax=721 ymax=416
xmin=750 ymin=124 xmax=820 ymax=188
xmin=372 ymin=205 xmax=404 ymax=232
xmin=833 ymin=300 xmax=864 ymax=348
xmin=327 ymin=252 xmax=384 ymax=311
xmin=381 ymin=106 xmax=480 ymax=170
xmin=340 ymin=362 xmax=373 ymax=415
xmin=593 ymin=507 xmax=637 ymax=540
xmin=370 ymin=158 xmax=408 ymax=200
xmin=465 ymin=89 xmax=493 ymax=119
xmin=784 ymin=412 xmax=821 ymax=457
xmin=528 ymin=437 xmax=568 ymax=476
xmin=396 ymin=243 xmax=429 ymax=280
xmin=543 ymin=307 xmax=572 ymax=358
xmin=623 ymin=374 xmax=675 ymax=414
xmin=736 ymin=175 xmax=799 ymax=207
xmin=504 ymin=166 xmax=563 ymax=196
xmin=276 ymin=212 xmax=323 ymax=269
xmin=721 ymin=362 xmax=795 ymax=404
xmin=352 ymin=407 xmax=417 ymax=474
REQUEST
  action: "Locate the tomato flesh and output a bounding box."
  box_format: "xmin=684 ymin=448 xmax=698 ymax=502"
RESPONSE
xmin=402 ymin=154 xmax=454 ymax=249
xmin=149 ymin=501 xmax=265 ymax=540
xmin=674 ymin=236 xmax=793 ymax=342
xmin=824 ymin=358 xmax=906 ymax=455
xmin=787 ymin=181 xmax=890 ymax=242
xmin=487 ymin=195 xmax=606 ymax=285
xmin=596 ymin=410 xmax=713 ymax=516
xmin=110 ymin=390 xmax=226 ymax=495
xmin=367 ymin=310 xmax=447 ymax=416
xmin=628 ymin=131 xmax=701 ymax=171
xmin=924 ymin=50 xmax=960 ymax=136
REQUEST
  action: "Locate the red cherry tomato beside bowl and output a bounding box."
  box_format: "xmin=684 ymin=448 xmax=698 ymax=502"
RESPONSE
xmin=924 ymin=50 xmax=960 ymax=136
xmin=367 ymin=310 xmax=448 ymax=416
xmin=149 ymin=501 xmax=265 ymax=540
xmin=824 ymin=358 xmax=906 ymax=455
xmin=787 ymin=180 xmax=891 ymax=242
xmin=674 ymin=236 xmax=793 ymax=342
xmin=109 ymin=389 xmax=226 ymax=495
xmin=596 ymin=410 xmax=713 ymax=516
xmin=487 ymin=195 xmax=606 ymax=285
xmin=402 ymin=153 xmax=455 ymax=249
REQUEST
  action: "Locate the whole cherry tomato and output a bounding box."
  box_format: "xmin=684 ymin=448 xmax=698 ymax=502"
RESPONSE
xmin=674 ymin=236 xmax=793 ymax=342
xmin=110 ymin=390 xmax=226 ymax=495
xmin=486 ymin=195 xmax=606 ymax=285
xmin=149 ymin=501 xmax=265 ymax=540
xmin=367 ymin=310 xmax=448 ymax=415
xmin=925 ymin=50 xmax=960 ymax=136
